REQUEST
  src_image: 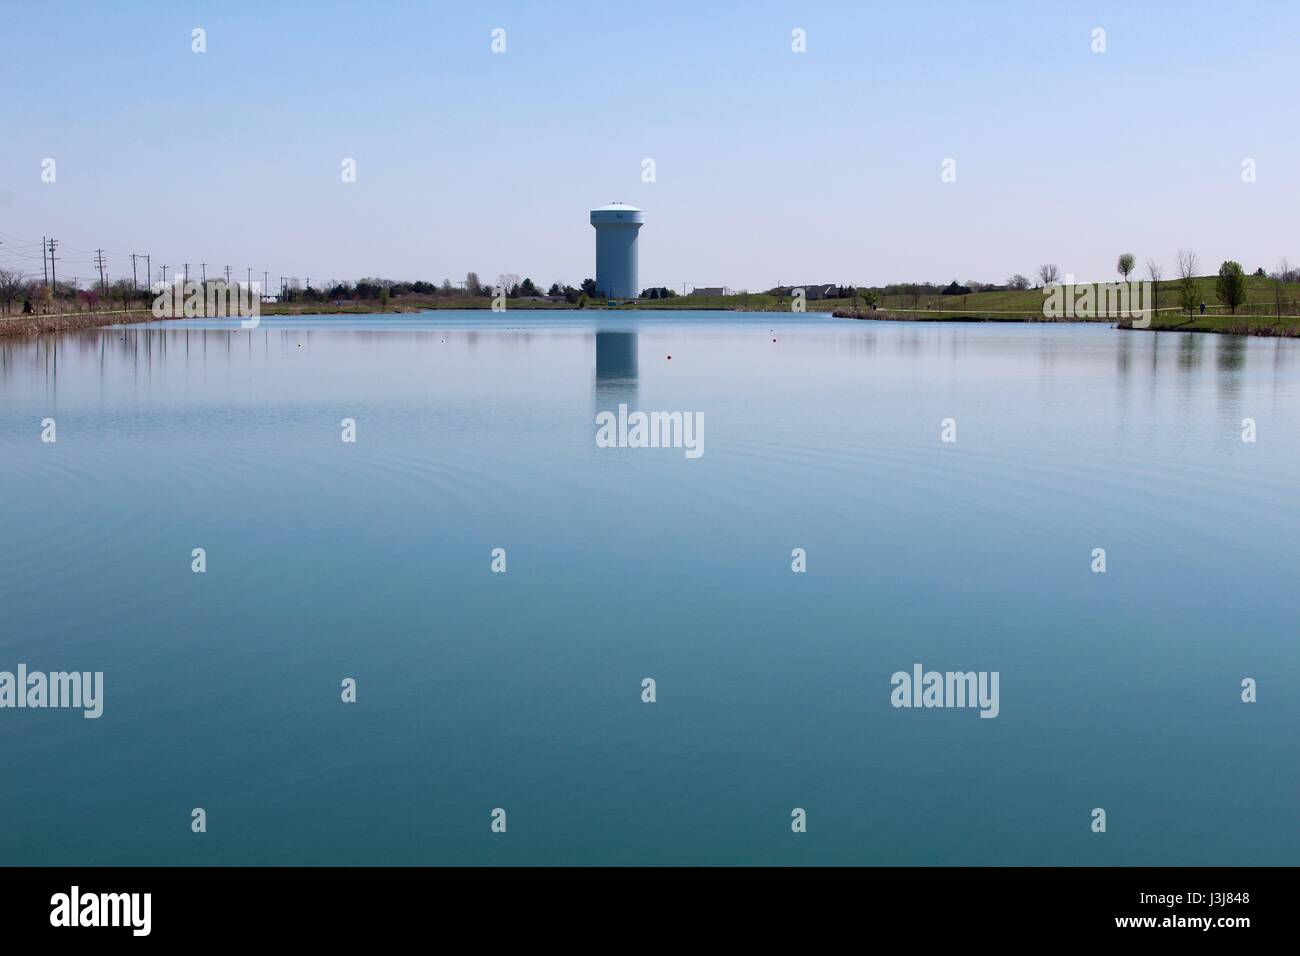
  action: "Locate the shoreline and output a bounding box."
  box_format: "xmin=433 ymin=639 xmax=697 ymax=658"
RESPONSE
xmin=831 ymin=309 xmax=1300 ymax=338
xmin=5 ymin=305 xmax=1299 ymax=340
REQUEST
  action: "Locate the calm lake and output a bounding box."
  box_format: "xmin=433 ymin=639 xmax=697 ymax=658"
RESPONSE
xmin=1 ymin=311 xmax=1296 ymax=865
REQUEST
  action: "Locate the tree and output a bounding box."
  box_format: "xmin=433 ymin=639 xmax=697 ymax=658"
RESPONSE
xmin=518 ymin=277 xmax=539 ymax=297
xmin=1215 ymin=260 xmax=1246 ymax=314
xmin=1269 ymin=259 xmax=1290 ymax=319
xmin=1007 ymin=274 xmax=1031 ymax=291
xmin=581 ymin=278 xmax=598 ymax=297
xmin=1176 ymin=249 xmax=1199 ymax=317
xmin=1037 ymin=264 xmax=1060 ymax=287
xmin=1117 ymin=253 xmax=1135 ymax=282
xmin=1145 ymin=258 xmax=1163 ymax=315
xmin=0 ymin=268 xmax=24 ymax=315
xmin=465 ymin=272 xmax=481 ymax=296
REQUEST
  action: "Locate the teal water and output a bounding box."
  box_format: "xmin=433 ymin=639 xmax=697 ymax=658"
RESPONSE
xmin=1 ymin=311 xmax=1296 ymax=866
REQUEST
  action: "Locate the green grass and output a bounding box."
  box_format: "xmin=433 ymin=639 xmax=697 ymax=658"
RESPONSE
xmin=250 ymin=276 xmax=1300 ymax=336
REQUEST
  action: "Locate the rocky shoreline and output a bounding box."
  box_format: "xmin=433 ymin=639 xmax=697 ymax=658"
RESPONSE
xmin=0 ymin=309 xmax=155 ymax=337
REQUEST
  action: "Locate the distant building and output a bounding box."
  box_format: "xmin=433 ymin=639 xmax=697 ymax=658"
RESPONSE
xmin=691 ymin=286 xmax=728 ymax=296
xmin=772 ymin=284 xmax=839 ymax=300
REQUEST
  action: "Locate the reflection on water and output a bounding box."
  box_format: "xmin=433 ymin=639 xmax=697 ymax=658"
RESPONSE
xmin=2 ymin=312 xmax=1300 ymax=867
xmin=4 ymin=317 xmax=1290 ymax=407
xmin=594 ymin=330 xmax=638 ymax=410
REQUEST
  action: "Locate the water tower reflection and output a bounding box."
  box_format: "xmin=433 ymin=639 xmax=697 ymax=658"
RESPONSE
xmin=594 ymin=330 xmax=638 ymax=410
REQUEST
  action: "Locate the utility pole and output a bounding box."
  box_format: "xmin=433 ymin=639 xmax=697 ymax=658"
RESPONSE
xmin=47 ymin=238 xmax=58 ymax=287
xmin=42 ymin=236 xmax=48 ymax=285
xmin=224 ymin=265 xmax=232 ymax=285
xmin=246 ymin=267 xmax=253 ymax=294
xmin=201 ymin=263 xmax=207 ymax=284
xmin=145 ymin=255 xmax=151 ymax=291
xmin=94 ymin=249 xmax=107 ymax=296
xmin=263 ymin=271 xmax=269 ymax=301
xmin=161 ymin=264 xmax=169 ymax=290
xmin=131 ymin=254 xmax=139 ymax=291
xmin=183 ymin=263 xmax=189 ymax=288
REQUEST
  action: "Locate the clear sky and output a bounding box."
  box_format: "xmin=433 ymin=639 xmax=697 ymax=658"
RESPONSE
xmin=1 ymin=0 xmax=1296 ymax=292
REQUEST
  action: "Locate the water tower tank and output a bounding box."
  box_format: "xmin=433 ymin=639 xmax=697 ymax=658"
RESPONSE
xmin=590 ymin=203 xmax=644 ymax=299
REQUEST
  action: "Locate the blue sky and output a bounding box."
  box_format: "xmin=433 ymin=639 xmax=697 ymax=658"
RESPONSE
xmin=1 ymin=0 xmax=1296 ymax=291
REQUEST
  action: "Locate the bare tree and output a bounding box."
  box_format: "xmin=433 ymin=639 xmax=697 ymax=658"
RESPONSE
xmin=1177 ymin=249 xmax=1200 ymax=317
xmin=0 ymin=268 xmax=25 ymax=316
xmin=1145 ymin=257 xmax=1163 ymax=315
xmin=1037 ymin=264 xmax=1060 ymax=287
xmin=465 ymin=272 xmax=482 ymax=296
xmin=1270 ymin=258 xmax=1290 ymax=319
xmin=1117 ymin=253 xmax=1135 ymax=282
xmin=1007 ymin=274 xmax=1031 ymax=291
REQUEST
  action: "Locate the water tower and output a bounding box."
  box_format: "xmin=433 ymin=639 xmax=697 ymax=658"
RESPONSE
xmin=590 ymin=203 xmax=643 ymax=299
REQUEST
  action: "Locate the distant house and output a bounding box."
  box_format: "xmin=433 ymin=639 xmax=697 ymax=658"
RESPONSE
xmin=803 ymin=284 xmax=839 ymax=300
xmin=691 ymin=286 xmax=728 ymax=296
xmin=772 ymin=284 xmax=839 ymax=300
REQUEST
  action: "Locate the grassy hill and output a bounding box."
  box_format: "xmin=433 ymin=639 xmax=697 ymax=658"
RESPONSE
xmin=627 ymin=276 xmax=1300 ymax=335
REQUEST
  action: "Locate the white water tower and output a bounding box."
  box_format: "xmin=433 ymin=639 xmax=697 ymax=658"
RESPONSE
xmin=590 ymin=203 xmax=643 ymax=299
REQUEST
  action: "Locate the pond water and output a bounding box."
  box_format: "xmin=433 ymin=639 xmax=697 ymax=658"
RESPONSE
xmin=0 ymin=311 xmax=1295 ymax=865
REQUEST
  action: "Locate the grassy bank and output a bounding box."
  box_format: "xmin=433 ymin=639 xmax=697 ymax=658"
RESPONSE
xmin=0 ymin=308 xmax=155 ymax=336
xmin=7 ymin=275 xmax=1299 ymax=338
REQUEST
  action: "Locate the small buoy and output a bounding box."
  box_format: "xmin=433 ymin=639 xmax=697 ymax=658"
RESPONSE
xmin=297 ymin=343 xmax=303 ymax=348
xmin=666 ymin=355 xmax=672 ymax=360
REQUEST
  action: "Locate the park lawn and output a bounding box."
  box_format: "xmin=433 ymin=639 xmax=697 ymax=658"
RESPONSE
xmin=254 ymin=276 xmax=1300 ymax=336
